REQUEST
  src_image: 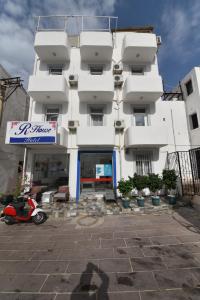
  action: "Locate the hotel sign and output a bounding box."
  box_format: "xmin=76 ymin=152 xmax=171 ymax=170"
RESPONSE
xmin=5 ymin=121 xmax=57 ymax=144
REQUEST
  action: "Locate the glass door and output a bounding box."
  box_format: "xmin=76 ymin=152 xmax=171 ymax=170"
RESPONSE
xmin=80 ymin=152 xmax=113 ymax=192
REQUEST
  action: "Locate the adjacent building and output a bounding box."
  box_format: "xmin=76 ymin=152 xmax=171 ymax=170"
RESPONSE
xmin=0 ymin=65 xmax=29 ymax=194
xmin=5 ymin=16 xmax=191 ymax=201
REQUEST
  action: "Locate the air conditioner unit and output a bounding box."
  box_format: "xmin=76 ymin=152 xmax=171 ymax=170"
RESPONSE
xmin=114 ymin=75 xmax=123 ymax=87
xmin=69 ymin=74 xmax=78 ymax=86
xmin=68 ymin=120 xmax=79 ymax=129
xmin=156 ymin=36 xmax=162 ymax=45
xmin=113 ymin=63 xmax=123 ymax=74
xmin=114 ymin=120 xmax=125 ymax=129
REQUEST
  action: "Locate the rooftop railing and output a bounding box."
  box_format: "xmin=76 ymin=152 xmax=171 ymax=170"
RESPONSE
xmin=34 ymin=15 xmax=118 ymax=35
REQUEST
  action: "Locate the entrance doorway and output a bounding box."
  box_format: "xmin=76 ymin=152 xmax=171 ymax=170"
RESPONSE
xmin=77 ymin=151 xmax=116 ymax=200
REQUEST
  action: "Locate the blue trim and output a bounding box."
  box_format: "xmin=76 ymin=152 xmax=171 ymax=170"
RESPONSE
xmin=76 ymin=151 xmax=80 ymax=203
xmin=112 ymin=150 xmax=117 ymax=190
xmin=76 ymin=150 xmax=117 ymax=202
xmin=9 ymin=136 xmax=55 ymax=144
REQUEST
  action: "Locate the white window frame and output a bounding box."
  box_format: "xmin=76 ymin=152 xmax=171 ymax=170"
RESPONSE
xmin=44 ymin=105 xmax=62 ymax=125
xmin=134 ymin=151 xmax=153 ymax=176
xmin=133 ymin=106 xmax=149 ymax=126
xmin=89 ymin=64 xmax=104 ymax=75
xmin=88 ymin=105 xmax=105 ymax=126
xmin=48 ymin=65 xmax=63 ymax=75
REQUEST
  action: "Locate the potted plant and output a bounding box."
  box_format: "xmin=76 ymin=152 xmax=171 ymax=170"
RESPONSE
xmin=162 ymin=169 xmax=177 ymax=205
xmin=117 ymin=178 xmax=133 ymax=208
xmin=148 ymin=173 xmax=163 ymax=206
xmin=133 ymin=174 xmax=149 ymax=207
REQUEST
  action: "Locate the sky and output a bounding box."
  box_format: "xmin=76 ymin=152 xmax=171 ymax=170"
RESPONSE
xmin=0 ymin=0 xmax=200 ymax=90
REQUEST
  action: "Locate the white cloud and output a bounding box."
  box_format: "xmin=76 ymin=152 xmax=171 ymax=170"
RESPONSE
xmin=160 ymin=0 xmax=200 ymax=62
xmin=0 ymin=0 xmax=117 ymax=87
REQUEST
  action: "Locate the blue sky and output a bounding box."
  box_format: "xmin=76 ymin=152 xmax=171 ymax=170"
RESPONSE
xmin=0 ymin=0 xmax=200 ymax=89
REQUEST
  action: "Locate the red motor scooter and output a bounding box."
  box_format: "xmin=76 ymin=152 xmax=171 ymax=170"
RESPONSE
xmin=0 ymin=195 xmax=47 ymax=225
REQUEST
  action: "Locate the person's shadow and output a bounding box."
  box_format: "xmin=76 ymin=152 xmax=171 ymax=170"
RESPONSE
xmin=71 ymin=262 xmax=109 ymax=299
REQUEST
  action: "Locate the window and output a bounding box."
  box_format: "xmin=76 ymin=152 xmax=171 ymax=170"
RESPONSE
xmin=136 ymin=152 xmax=152 ymax=175
xmin=190 ymin=113 xmax=199 ymax=129
xmin=89 ymin=64 xmax=103 ymax=75
xmin=49 ymin=66 xmax=63 ymax=75
xmin=185 ymin=79 xmax=193 ymax=96
xmin=90 ymin=107 xmax=104 ymax=126
xmin=46 ymin=107 xmax=60 ymax=122
xmin=133 ymin=108 xmax=147 ymax=126
xmin=131 ymin=66 xmax=144 ymax=75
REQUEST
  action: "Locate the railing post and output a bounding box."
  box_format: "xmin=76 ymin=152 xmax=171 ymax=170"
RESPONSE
xmin=81 ymin=16 xmax=84 ymax=32
xmin=177 ymin=152 xmax=183 ymax=196
xmin=189 ymin=149 xmax=196 ymax=195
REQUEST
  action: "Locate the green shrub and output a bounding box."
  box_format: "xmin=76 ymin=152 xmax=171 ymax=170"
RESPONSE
xmin=133 ymin=173 xmax=149 ymax=197
xmin=148 ymin=173 xmax=163 ymax=195
xmin=162 ymin=169 xmax=177 ymax=193
xmin=117 ymin=178 xmax=133 ymax=198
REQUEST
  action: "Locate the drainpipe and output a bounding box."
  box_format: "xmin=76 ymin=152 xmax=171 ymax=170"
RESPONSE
xmin=170 ymin=108 xmax=177 ymax=152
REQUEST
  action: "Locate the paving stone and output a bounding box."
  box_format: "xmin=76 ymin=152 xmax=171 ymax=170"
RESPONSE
xmin=141 ymin=290 xmax=188 ymax=300
xmin=99 ymin=259 xmax=132 ymax=273
xmin=0 ymin=261 xmax=40 ymax=274
xmin=0 ymin=294 xmax=56 ymax=300
xmin=115 ymin=272 xmax=158 ymax=291
xmin=114 ymin=247 xmax=144 ymax=258
xmin=0 ymin=250 xmax=34 ymax=260
xmin=150 ymin=236 xmax=180 ymax=245
xmin=76 ymin=239 xmax=100 ymax=248
xmin=60 ymin=248 xmax=114 ymax=260
xmin=41 ymin=273 xmax=109 ymax=293
xmin=142 ymin=245 xmax=174 ymax=257
xmin=34 ymin=261 xmax=68 ymax=273
xmin=125 ymin=237 xmax=152 ymax=247
xmin=153 ymin=269 xmax=199 ymax=289
xmin=31 ymin=249 xmax=61 ymax=260
xmin=56 ymin=293 xmax=96 ymax=300
xmin=101 ymin=239 xmax=126 ymax=248
xmin=131 ymin=257 xmax=166 ymax=271
xmin=67 ymin=260 xmax=99 ymax=273
xmin=91 ymin=232 xmax=113 ymax=240
xmin=176 ymin=234 xmax=200 ymax=243
xmin=114 ymin=231 xmax=137 ymax=239
xmin=0 ymin=274 xmax=46 ymax=292
xmin=162 ymin=254 xmax=200 ymax=268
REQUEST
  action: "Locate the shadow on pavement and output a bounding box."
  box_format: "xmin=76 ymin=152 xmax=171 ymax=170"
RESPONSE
xmin=71 ymin=262 xmax=109 ymax=299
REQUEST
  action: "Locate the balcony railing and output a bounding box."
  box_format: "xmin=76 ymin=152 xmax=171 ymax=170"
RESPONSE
xmin=35 ymin=15 xmax=118 ymax=34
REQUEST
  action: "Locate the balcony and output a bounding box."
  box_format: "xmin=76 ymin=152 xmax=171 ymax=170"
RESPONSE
xmin=77 ymin=127 xmax=115 ymax=146
xmin=123 ymin=75 xmax=163 ymax=103
xmin=80 ymin=32 xmax=113 ymax=62
xmin=34 ymin=31 xmax=70 ymax=61
xmin=28 ymin=75 xmax=68 ymax=103
xmin=78 ymin=74 xmax=114 ymax=102
xmin=125 ymin=126 xmax=168 ymax=148
xmin=5 ymin=121 xmax=68 ymax=149
xmin=122 ymin=33 xmax=157 ymax=63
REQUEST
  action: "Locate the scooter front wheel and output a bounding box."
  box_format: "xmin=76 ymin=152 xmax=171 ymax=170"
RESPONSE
xmin=32 ymin=212 xmax=47 ymax=225
xmin=4 ymin=216 xmax=15 ymax=225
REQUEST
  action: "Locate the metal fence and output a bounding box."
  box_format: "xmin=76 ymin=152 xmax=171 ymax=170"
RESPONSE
xmin=34 ymin=15 xmax=118 ymax=34
xmin=167 ymin=148 xmax=200 ymax=196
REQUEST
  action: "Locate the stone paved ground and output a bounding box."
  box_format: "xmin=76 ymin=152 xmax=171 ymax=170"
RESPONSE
xmin=0 ymin=207 xmax=200 ymax=299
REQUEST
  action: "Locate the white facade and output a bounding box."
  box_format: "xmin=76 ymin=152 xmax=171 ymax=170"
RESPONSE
xmin=9 ymin=16 xmax=191 ymax=200
xmin=178 ymin=67 xmax=200 ymax=148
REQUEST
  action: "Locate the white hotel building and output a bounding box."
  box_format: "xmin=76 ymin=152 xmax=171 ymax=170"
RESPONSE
xmin=5 ymin=16 xmax=190 ymax=201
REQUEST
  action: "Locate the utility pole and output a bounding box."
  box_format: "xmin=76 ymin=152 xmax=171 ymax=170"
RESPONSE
xmin=0 ymin=77 xmax=23 ymax=126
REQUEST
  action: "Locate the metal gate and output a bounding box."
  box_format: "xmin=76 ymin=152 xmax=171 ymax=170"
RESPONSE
xmin=167 ymin=148 xmax=200 ymax=196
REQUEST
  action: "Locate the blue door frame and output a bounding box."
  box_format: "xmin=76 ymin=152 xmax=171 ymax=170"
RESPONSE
xmin=76 ymin=150 xmax=117 ymax=203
